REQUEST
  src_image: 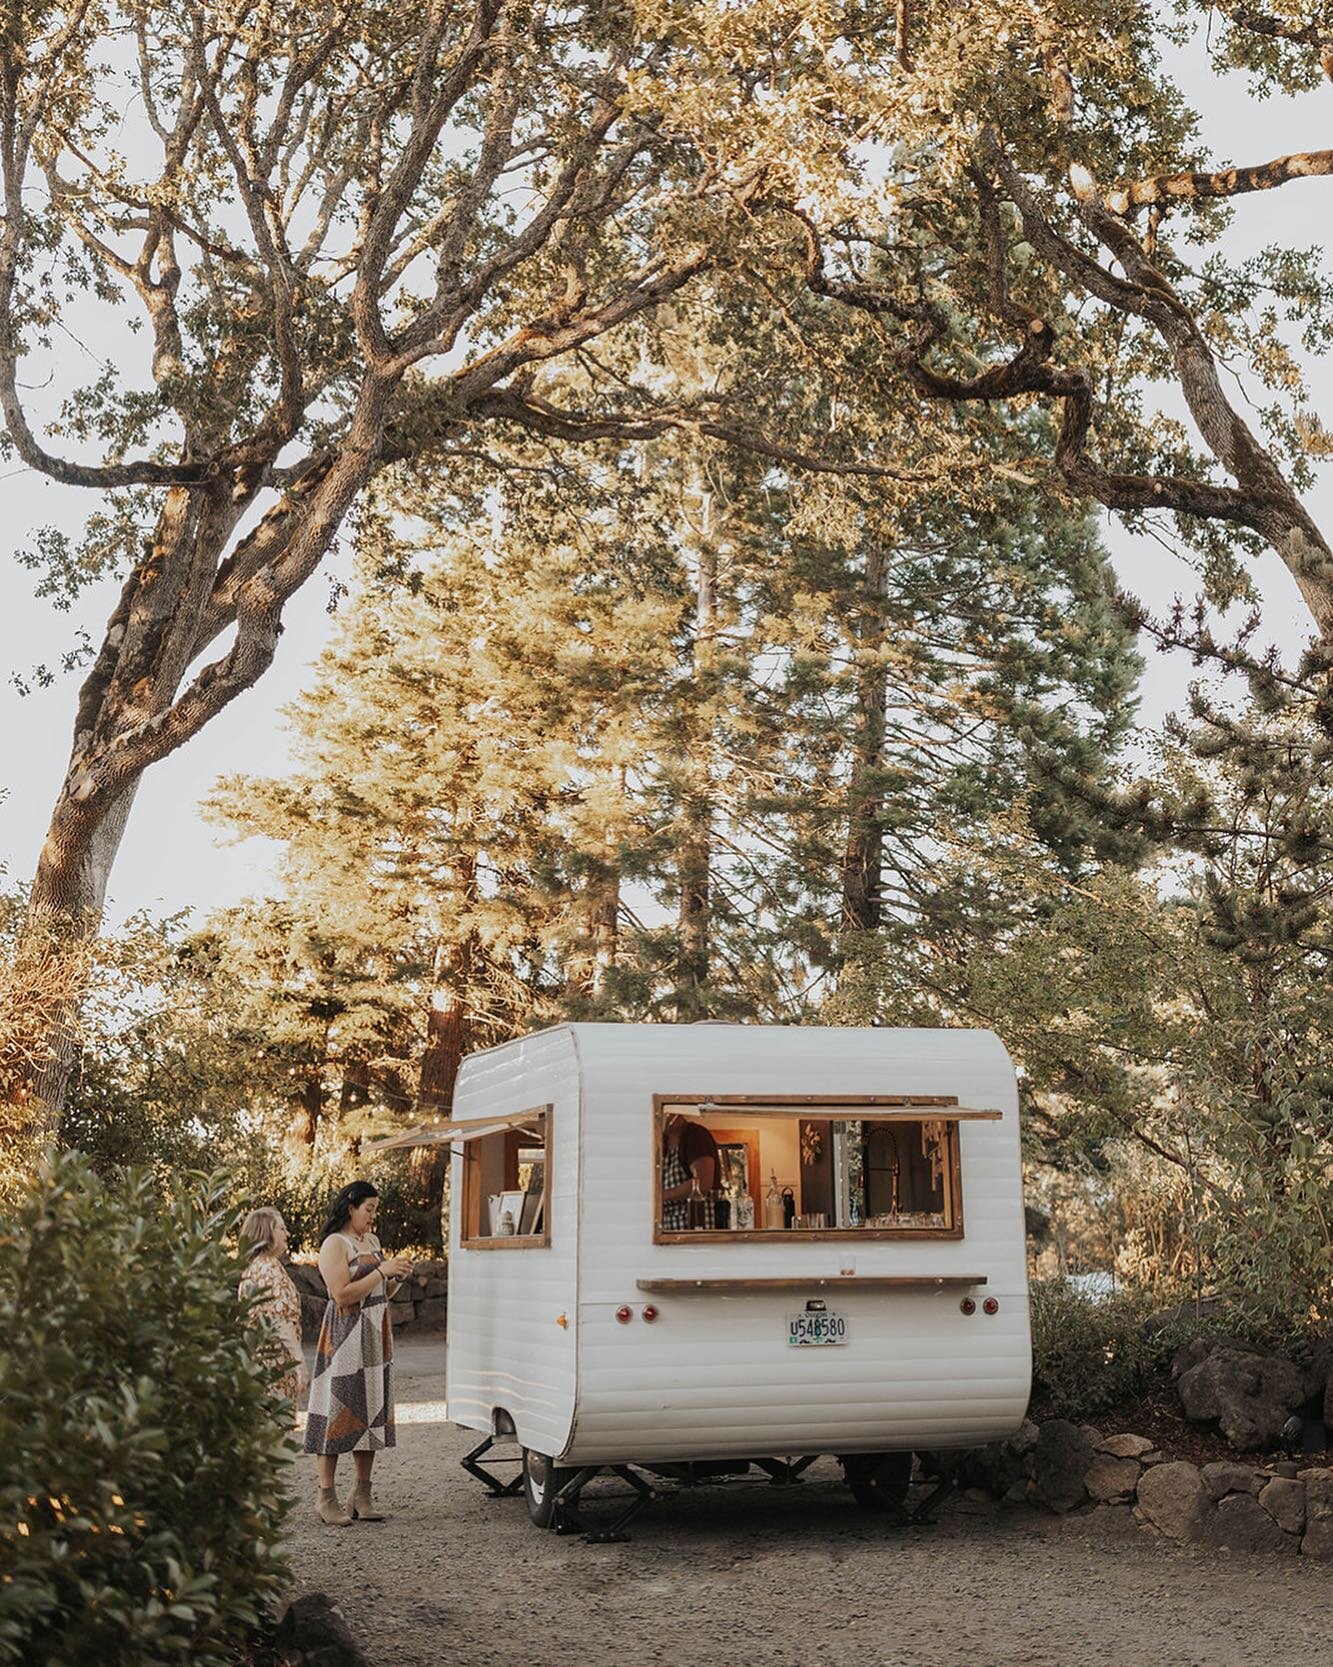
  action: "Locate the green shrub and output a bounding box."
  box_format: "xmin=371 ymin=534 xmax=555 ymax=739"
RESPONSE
xmin=1029 ymin=1280 xmax=1164 ymax=1418
xmin=0 ymin=1154 xmax=291 ymax=1666
xmin=1028 ymin=1279 xmax=1273 ymax=1419
xmin=234 ymin=1154 xmax=442 ymax=1257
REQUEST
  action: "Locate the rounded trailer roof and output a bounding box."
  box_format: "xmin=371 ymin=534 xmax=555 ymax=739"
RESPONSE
xmin=457 ymin=1022 xmax=1015 ymax=1105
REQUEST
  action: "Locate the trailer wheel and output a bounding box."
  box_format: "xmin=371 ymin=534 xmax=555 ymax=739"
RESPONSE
xmin=522 ymin=1448 xmax=575 ymax=1529
xmin=840 ymin=1451 xmax=912 ymax=1510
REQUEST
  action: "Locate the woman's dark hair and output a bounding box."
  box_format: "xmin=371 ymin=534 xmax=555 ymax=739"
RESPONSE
xmin=319 ymin=1181 xmax=380 ymax=1243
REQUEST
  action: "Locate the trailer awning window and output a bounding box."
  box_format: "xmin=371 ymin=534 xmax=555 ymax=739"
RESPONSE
xmin=453 ymin=1104 xmax=552 ymax=1249
xmin=363 ymin=1108 xmax=546 ymax=1155
xmin=654 ymin=1094 xmax=987 ymax=1243
xmin=676 ymin=1102 xmax=1001 ymax=1122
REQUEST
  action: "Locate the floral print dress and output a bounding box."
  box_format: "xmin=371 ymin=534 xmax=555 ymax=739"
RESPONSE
xmin=239 ymin=1254 xmax=306 ymax=1405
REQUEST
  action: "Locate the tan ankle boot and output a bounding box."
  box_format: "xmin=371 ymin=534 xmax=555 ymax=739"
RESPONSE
xmin=347 ymin=1481 xmax=385 ymax=1522
xmin=316 ymin=1486 xmax=352 ymax=1526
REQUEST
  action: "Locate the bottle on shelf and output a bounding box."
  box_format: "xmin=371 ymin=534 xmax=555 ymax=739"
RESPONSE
xmin=763 ymin=1171 xmax=784 ymax=1231
xmin=687 ymin=1176 xmax=709 ymax=1230
xmin=733 ymin=1180 xmax=755 ymax=1232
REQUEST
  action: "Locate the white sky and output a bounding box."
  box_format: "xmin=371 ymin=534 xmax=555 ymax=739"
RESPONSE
xmin=0 ymin=37 xmax=1327 ymax=928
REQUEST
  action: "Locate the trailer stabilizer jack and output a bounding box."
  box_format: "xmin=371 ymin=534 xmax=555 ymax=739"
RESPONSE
xmin=460 ymin=1434 xmax=525 ymax=1498
xmin=887 ymin=1476 xmax=956 ymax=1527
xmin=753 ymin=1455 xmax=819 ymax=1486
xmin=553 ymin=1465 xmax=656 ymax=1543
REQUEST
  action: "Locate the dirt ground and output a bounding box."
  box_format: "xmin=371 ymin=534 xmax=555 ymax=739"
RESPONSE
xmin=286 ymin=1339 xmax=1333 ymax=1667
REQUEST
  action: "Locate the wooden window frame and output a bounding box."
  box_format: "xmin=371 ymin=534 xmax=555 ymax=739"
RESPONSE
xmin=460 ymin=1103 xmax=553 ymax=1250
xmin=652 ymin=1094 xmax=997 ymax=1244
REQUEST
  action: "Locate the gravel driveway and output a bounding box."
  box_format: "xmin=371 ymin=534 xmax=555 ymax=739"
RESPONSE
xmin=285 ymin=1339 xmax=1332 ymax=1667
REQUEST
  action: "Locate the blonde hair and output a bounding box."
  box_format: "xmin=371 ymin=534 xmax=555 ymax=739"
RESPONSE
xmin=240 ymin=1206 xmax=286 ymax=1261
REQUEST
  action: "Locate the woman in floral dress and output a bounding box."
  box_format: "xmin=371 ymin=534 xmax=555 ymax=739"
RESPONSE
xmin=302 ymin=1182 xmax=412 ymax=1526
xmin=238 ymin=1207 xmax=308 ymax=1412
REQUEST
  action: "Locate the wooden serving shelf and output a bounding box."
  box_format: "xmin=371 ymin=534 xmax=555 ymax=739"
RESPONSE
xmin=634 ymin=1275 xmax=988 ymax=1293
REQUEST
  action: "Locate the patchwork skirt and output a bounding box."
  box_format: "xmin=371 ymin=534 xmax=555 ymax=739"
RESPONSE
xmin=302 ymin=1254 xmax=396 ymax=1454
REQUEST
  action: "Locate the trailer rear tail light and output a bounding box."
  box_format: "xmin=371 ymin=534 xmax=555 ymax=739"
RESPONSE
xmin=615 ymin=1305 xmax=633 ymax=1324
xmin=959 ymin=1297 xmax=976 ymax=1315
xmin=983 ymin=1297 xmax=999 ymax=1315
xmin=641 ymin=1305 xmax=659 ymax=1323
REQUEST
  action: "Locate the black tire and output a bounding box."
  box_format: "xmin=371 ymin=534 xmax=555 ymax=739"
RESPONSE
xmin=840 ymin=1451 xmax=913 ymax=1510
xmin=522 ymin=1447 xmax=574 ymax=1529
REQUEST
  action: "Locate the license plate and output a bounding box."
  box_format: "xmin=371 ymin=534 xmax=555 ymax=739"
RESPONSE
xmin=787 ymin=1310 xmax=848 ymax=1347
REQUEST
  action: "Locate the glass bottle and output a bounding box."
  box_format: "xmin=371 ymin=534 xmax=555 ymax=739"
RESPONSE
xmin=687 ymin=1176 xmax=709 ymax=1230
xmin=763 ymin=1171 xmax=784 ymax=1231
xmin=734 ymin=1182 xmax=755 ymax=1232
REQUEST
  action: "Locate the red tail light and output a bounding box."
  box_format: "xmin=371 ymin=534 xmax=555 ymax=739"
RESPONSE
xmin=983 ymin=1297 xmax=999 ymax=1315
xmin=642 ymin=1305 xmax=659 ymax=1323
xmin=959 ymin=1297 xmax=976 ymax=1315
xmin=615 ymin=1305 xmax=633 ymax=1324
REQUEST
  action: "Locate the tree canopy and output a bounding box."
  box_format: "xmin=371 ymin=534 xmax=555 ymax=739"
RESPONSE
xmin=7 ymin=1 xmax=1333 ymax=1135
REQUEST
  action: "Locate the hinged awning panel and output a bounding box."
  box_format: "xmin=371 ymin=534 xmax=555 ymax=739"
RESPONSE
xmin=673 ymin=1101 xmax=1002 ymax=1122
xmin=363 ymin=1104 xmax=549 ymax=1155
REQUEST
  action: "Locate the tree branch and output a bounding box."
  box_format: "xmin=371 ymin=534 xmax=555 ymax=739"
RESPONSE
xmin=1212 ymin=2 xmax=1333 ymax=77
xmin=1103 ymin=147 xmax=1333 ymax=216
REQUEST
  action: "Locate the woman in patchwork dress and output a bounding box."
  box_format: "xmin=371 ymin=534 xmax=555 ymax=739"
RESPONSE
xmin=303 ymin=1182 xmax=413 ymax=1526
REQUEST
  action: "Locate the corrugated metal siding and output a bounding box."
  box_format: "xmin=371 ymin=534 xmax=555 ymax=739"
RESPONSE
xmin=567 ymin=1024 xmax=1030 ymax=1463
xmin=444 ymin=1027 xmax=580 ymax=1456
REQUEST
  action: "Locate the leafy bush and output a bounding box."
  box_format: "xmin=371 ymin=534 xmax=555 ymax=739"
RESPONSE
xmin=1028 ymin=1279 xmax=1277 ymax=1420
xmin=0 ymin=1154 xmax=291 ymax=1666
xmin=230 ymin=1152 xmax=441 ymax=1258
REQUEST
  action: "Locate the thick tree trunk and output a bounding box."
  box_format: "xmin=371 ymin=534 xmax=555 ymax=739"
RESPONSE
xmin=339 ymin=1058 xmax=372 ymax=1112
xmin=414 ymin=921 xmax=477 ymax=1250
xmin=284 ymin=1076 xmax=324 ymax=1163
xmin=841 ymin=546 xmax=889 ymax=933
xmin=677 ymin=809 xmax=711 ymax=1003
xmin=413 ymin=994 xmax=468 ymax=1250
xmin=418 ymin=988 xmax=471 ymax=1114
xmin=566 ymin=858 xmax=621 ymax=1000
xmin=14 ymin=385 xmax=393 ymax=1140
xmin=590 ymin=865 xmax=621 ymax=993
xmin=676 ymin=492 xmax=716 ymax=1015
xmin=17 ymin=783 xmax=141 ymax=1136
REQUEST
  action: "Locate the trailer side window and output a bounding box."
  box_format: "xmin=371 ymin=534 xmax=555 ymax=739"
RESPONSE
xmin=653 ymin=1098 xmax=991 ymax=1241
xmin=460 ymin=1108 xmax=549 ymax=1248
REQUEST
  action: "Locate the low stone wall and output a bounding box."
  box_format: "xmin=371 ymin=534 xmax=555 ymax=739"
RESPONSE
xmin=285 ymin=1258 xmax=448 ymax=1342
xmin=943 ymin=1417 xmax=1332 ymax=1559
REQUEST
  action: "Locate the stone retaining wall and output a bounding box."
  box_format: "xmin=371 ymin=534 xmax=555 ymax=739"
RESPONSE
xmin=285 ymin=1258 xmax=448 ymax=1341
xmin=942 ymin=1417 xmax=1332 ymax=1559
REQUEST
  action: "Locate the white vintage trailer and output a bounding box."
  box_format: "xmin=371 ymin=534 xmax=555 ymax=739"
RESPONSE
xmin=376 ymin=1021 xmax=1030 ymax=1533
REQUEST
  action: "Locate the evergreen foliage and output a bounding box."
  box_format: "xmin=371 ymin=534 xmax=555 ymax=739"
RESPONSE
xmin=835 ymin=694 xmax=1333 ymax=1330
xmin=192 ymin=373 xmax=1142 ymax=1185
